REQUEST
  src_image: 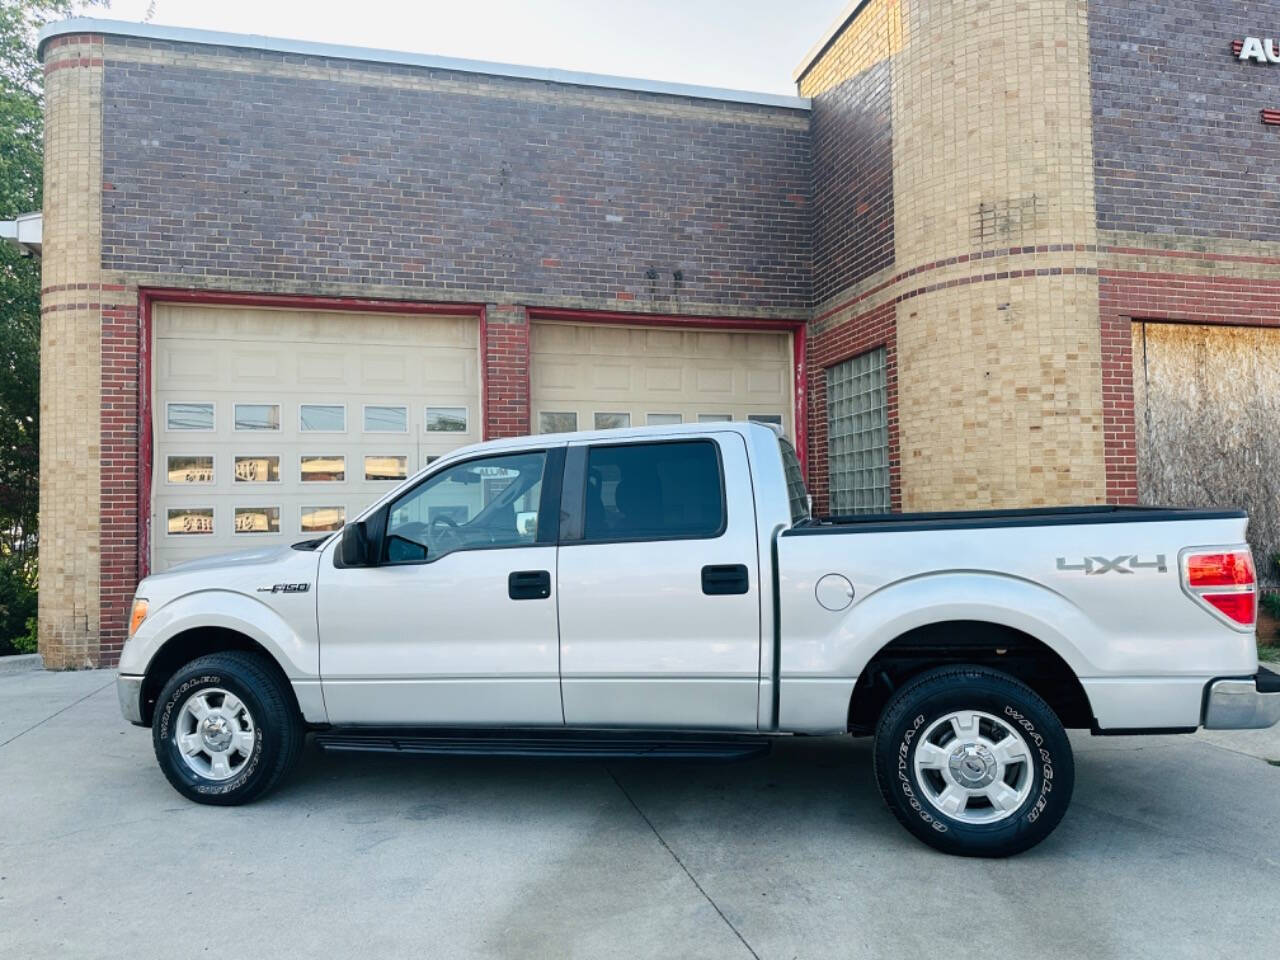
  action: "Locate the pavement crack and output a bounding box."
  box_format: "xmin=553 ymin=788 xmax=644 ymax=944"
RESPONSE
xmin=606 ymin=766 xmax=760 ymax=960
xmin=0 ymin=681 xmax=115 ymax=749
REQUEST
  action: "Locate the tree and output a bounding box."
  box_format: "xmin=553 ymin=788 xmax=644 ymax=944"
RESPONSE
xmin=0 ymin=0 xmax=104 ymax=652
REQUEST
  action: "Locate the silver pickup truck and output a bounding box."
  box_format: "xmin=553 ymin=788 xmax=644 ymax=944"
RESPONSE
xmin=117 ymin=422 xmax=1278 ymax=857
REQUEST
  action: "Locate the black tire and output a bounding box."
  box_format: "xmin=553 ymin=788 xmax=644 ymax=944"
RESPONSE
xmin=152 ymin=651 xmax=304 ymax=805
xmin=872 ymin=665 xmax=1074 ymax=857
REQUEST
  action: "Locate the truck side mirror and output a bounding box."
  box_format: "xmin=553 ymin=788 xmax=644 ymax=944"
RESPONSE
xmin=340 ymin=520 xmax=375 ymax=567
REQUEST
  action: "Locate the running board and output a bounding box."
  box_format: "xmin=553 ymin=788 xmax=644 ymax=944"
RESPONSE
xmin=314 ymin=730 xmax=771 ymax=761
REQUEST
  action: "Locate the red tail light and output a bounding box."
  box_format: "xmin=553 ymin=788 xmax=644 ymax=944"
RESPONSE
xmin=1182 ymin=548 xmax=1256 ymax=628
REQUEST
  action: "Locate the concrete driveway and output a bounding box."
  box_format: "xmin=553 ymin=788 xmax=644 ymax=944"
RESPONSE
xmin=2 ymin=668 xmax=1277 ymax=960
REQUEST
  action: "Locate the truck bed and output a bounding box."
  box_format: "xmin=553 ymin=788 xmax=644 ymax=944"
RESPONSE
xmin=787 ymin=505 xmax=1247 ymax=536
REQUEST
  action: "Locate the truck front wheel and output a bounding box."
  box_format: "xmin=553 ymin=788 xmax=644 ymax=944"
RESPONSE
xmin=152 ymin=651 xmax=304 ymax=805
xmin=872 ymin=665 xmax=1074 ymax=857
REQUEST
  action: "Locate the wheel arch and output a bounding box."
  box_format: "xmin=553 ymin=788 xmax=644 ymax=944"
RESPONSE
xmin=139 ymin=627 xmax=300 ymax=726
xmin=847 ymin=619 xmax=1096 ymax=735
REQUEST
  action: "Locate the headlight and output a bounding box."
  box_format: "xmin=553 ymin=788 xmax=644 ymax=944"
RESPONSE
xmin=128 ymin=598 xmax=149 ymax=637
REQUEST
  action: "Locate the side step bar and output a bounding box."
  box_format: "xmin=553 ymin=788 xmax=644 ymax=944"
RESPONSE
xmin=314 ymin=730 xmax=772 ymax=761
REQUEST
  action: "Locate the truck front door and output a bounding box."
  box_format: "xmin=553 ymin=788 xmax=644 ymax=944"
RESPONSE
xmin=556 ymin=433 xmax=762 ymax=730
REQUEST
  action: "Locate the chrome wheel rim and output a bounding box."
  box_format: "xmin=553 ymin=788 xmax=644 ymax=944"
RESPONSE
xmin=175 ymin=688 xmax=257 ymax=781
xmin=912 ymin=710 xmax=1034 ymax=825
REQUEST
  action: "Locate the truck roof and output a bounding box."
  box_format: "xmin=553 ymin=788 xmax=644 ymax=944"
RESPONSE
xmin=452 ymin=420 xmax=783 ymax=457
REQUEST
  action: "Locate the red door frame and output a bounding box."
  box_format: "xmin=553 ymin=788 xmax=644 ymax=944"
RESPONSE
xmin=136 ymin=289 xmax=487 ymax=578
xmin=525 ymin=306 xmax=808 ymax=472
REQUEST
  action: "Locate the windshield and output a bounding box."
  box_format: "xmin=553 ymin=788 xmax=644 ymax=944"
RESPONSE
xmin=778 ymin=437 xmax=811 ymax=525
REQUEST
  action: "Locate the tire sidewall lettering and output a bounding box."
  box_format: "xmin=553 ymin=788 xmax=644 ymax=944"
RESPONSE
xmin=159 ymin=673 xmax=264 ymax=797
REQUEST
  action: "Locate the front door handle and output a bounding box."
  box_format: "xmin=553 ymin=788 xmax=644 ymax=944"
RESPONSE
xmin=701 ymin=564 xmax=749 ymax=596
xmin=508 ymin=570 xmax=552 ymax=600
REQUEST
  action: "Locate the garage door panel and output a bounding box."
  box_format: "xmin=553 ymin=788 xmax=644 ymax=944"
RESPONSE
xmin=153 ymin=304 xmax=480 ymax=572
xmin=531 ymin=320 xmax=794 ymax=443
xmin=297 ymin=351 xmax=347 ymax=384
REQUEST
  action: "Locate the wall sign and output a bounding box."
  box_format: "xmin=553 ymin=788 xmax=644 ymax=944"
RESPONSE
xmin=1234 ymin=38 xmax=1280 ymax=63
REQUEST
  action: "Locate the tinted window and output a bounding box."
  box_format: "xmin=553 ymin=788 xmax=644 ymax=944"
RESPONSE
xmin=583 ymin=441 xmax=724 ymax=543
xmin=778 ymin=438 xmax=810 ymax=525
xmin=383 ymin=451 xmax=546 ymax=563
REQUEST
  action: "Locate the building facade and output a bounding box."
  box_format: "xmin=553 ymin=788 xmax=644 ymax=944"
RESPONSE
xmin=36 ymin=1 xmax=1280 ymax=667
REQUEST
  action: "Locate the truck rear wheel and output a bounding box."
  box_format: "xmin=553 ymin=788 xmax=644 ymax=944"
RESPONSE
xmin=872 ymin=665 xmax=1074 ymax=857
xmin=152 ymin=651 xmax=304 ymax=805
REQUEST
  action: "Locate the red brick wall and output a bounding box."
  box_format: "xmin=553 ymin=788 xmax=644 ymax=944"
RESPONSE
xmin=1099 ymin=261 xmax=1280 ymax=504
xmin=805 ymin=301 xmax=900 ymax=516
xmin=99 ymin=288 xmax=140 ymax=664
xmin=483 ymin=304 xmax=531 ymax=440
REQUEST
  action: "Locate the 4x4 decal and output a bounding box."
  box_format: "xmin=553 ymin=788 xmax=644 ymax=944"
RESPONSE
xmin=1056 ymin=555 xmax=1167 ymax=575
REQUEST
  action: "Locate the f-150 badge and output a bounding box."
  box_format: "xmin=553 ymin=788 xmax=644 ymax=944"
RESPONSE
xmin=1056 ymin=555 xmax=1167 ymax=575
xmin=257 ymin=583 xmax=311 ymax=593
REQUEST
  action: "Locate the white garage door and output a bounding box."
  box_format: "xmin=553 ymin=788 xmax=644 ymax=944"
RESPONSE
xmin=152 ymin=303 xmax=479 ymax=571
xmin=530 ymin=321 xmax=794 ymax=436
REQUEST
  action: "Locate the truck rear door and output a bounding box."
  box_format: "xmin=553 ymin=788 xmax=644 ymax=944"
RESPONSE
xmin=556 ymin=432 xmax=762 ymax=730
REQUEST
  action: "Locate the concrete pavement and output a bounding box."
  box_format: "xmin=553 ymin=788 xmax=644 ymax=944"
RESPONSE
xmin=1 ymin=668 xmax=1277 ymax=960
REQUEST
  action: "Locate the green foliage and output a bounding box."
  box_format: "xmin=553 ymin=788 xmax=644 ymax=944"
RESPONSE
xmin=1262 ymin=590 xmax=1280 ymax=622
xmin=0 ymin=0 xmax=105 ymax=653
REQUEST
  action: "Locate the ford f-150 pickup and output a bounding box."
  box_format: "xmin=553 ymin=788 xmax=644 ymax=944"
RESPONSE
xmin=117 ymin=422 xmax=1279 ymax=856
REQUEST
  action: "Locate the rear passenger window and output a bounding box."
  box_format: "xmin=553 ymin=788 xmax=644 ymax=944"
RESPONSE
xmin=583 ymin=441 xmax=725 ymax=542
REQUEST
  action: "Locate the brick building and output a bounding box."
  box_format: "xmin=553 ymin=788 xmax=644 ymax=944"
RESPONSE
xmin=35 ymin=1 xmax=1280 ymax=667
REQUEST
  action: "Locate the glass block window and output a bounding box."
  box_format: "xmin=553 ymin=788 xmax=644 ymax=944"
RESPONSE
xmin=826 ymin=348 xmax=890 ymax=515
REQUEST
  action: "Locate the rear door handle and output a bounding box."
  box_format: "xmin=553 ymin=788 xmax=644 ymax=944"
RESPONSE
xmin=508 ymin=570 xmax=552 ymax=601
xmin=701 ymin=564 xmax=750 ymax=596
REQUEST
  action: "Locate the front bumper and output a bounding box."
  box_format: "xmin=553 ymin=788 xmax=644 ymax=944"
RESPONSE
xmin=1203 ymin=667 xmax=1280 ymax=730
xmin=117 ymin=673 xmax=145 ymax=726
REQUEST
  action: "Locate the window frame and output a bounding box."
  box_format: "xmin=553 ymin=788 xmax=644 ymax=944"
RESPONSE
xmin=424 ymin=405 xmax=469 ymax=434
xmin=164 ymin=453 xmax=216 ymax=486
xmin=559 ymin=437 xmax=728 ymax=547
xmin=164 ymin=401 xmax=216 ymax=433
xmin=370 ymin=445 xmax=564 ymax=567
xmin=232 ymin=401 xmax=282 ymax=433
xmin=362 ymin=403 xmax=410 ymax=434
xmin=233 ymin=453 xmax=282 ymax=484
xmin=299 ymin=403 xmax=348 ymax=434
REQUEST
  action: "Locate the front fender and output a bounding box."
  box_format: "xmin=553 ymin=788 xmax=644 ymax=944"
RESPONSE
xmin=777 ymin=572 xmax=1102 ymax=732
xmin=120 ymin=589 xmax=318 ymax=681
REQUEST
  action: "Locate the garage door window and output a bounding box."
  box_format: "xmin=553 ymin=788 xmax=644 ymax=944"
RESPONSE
xmin=234 ymin=506 xmax=280 ymax=534
xmin=826 ymin=349 xmax=890 ymax=514
xmin=234 ymin=455 xmax=280 ymax=483
xmin=167 ymin=402 xmax=214 ymax=431
xmin=301 ymin=455 xmax=345 ymax=483
xmin=300 ymin=404 xmax=346 ymax=432
xmin=366 ymin=455 xmax=408 ymax=482
xmin=539 ymin=412 xmax=577 ymax=434
xmin=594 ymin=412 xmax=630 ymax=430
xmin=167 ymin=506 xmax=214 ymax=535
xmin=426 ymin=407 xmax=468 ymax=433
xmin=301 ymin=505 xmax=345 ymax=533
xmin=364 ymin=405 xmax=408 ymax=433
xmin=167 ymin=455 xmax=214 ymax=484
xmin=582 ymin=441 xmax=725 ymax=543
xmin=234 ymin=403 xmax=280 ymax=431
xmin=383 ymin=451 xmax=547 ymax=563
xmin=647 ymin=414 xmax=682 ymax=426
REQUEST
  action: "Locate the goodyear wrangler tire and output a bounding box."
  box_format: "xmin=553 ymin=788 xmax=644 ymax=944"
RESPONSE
xmin=152 ymin=651 xmax=304 ymax=805
xmin=872 ymin=665 xmax=1074 ymax=857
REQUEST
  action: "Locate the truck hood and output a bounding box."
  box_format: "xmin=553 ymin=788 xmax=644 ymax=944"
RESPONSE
xmin=164 ymin=544 xmax=313 ymax=574
xmin=136 ymin=541 xmax=328 ymax=612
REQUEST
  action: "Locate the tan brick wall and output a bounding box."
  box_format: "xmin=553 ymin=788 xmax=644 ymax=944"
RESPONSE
xmin=891 ymin=0 xmax=1105 ymax=509
xmin=796 ymin=0 xmax=902 ymax=99
xmin=39 ymin=36 xmax=104 ymax=668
